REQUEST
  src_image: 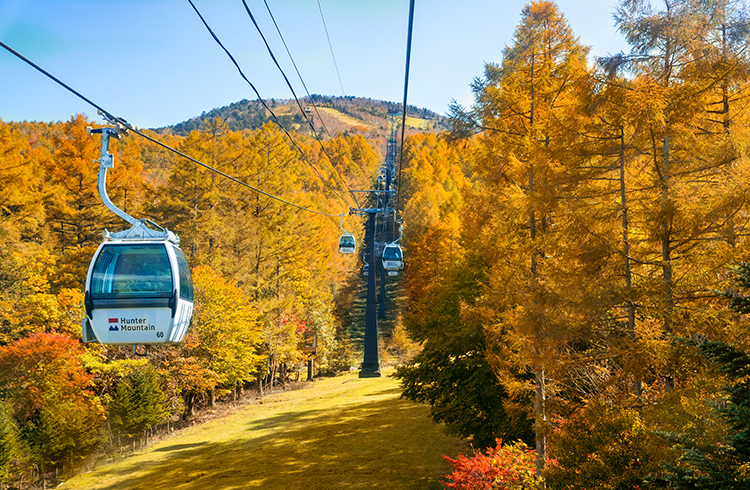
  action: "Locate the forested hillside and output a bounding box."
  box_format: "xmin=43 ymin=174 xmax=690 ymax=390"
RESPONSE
xmin=161 ymin=96 xmax=448 ymax=137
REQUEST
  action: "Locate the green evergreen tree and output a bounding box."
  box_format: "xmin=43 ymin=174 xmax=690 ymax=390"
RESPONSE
xmin=108 ymin=364 xmax=169 ymax=442
xmin=0 ymin=401 xmax=21 ymax=487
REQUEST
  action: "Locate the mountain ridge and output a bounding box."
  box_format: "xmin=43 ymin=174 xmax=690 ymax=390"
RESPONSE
xmin=154 ymin=95 xmax=448 ymax=137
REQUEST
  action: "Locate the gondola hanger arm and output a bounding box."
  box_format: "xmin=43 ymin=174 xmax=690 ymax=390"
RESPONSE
xmin=339 ymin=214 xmax=349 ymax=234
xmin=88 ymin=125 xmax=178 ymax=243
xmin=393 ymin=221 xmax=404 ymax=244
xmin=87 ymin=126 xmax=140 ymax=229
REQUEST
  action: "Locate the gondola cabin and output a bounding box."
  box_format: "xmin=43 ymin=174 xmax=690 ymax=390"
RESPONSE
xmin=83 ymin=238 xmax=193 ymax=345
xmin=382 ymin=243 xmax=404 ymax=272
xmin=339 ymin=233 xmax=356 ymax=254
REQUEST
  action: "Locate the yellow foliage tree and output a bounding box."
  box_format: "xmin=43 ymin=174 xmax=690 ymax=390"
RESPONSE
xmin=165 ymin=265 xmax=263 ymax=415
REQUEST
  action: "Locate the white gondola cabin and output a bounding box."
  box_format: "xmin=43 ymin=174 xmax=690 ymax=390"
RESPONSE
xmin=83 ymin=233 xmax=194 ymax=345
xmin=339 ymin=233 xmax=356 ymax=254
xmin=382 ymin=243 xmax=404 ymax=272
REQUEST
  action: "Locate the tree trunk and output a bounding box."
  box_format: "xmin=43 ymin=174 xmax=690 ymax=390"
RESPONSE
xmin=534 ymin=369 xmax=547 ymax=474
xmin=661 ymin=128 xmax=675 ymax=392
xmin=182 ymin=392 xmax=196 ymax=420
xmin=270 ymin=357 xmax=278 ymax=393
xmin=619 ymin=127 xmax=641 ymax=396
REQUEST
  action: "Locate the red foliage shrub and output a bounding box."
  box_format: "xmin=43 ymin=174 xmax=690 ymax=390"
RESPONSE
xmin=443 ymin=438 xmax=537 ymax=490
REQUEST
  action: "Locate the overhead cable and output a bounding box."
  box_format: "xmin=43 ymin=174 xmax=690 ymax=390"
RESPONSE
xmin=240 ymin=0 xmax=359 ymax=208
xmin=0 ymin=39 xmax=346 ymax=219
xmin=396 ymin=0 xmax=415 ymax=217
xmin=317 ymin=0 xmax=345 ymax=97
xmin=126 ymin=126 xmax=346 ymax=218
xmin=185 ymin=0 xmax=354 ymax=208
xmin=261 ymin=0 xmax=334 ymax=140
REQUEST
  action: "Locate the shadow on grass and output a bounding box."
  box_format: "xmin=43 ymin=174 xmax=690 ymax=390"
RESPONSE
xmin=85 ymin=384 xmax=459 ymax=490
xmin=152 ymin=442 xmax=209 ymax=453
xmin=364 ymin=387 xmax=401 ymax=396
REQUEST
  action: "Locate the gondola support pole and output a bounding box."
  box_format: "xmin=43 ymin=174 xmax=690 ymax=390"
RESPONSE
xmin=360 ymin=211 xmax=381 ymax=378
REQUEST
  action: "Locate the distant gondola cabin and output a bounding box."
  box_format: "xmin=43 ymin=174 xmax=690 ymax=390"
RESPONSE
xmin=382 ymin=244 xmax=404 ymax=271
xmin=339 ymin=233 xmax=356 ymax=254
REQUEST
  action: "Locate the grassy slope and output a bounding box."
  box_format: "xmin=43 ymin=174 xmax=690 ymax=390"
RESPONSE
xmin=61 ymin=371 xmax=465 ymax=490
xmin=316 ymin=107 xmax=432 ymax=131
xmin=316 ymin=106 xmax=377 ymax=129
xmin=404 ymin=115 xmax=434 ymax=130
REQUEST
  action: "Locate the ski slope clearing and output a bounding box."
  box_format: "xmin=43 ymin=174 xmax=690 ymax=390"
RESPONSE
xmin=60 ymin=370 xmax=466 ymax=490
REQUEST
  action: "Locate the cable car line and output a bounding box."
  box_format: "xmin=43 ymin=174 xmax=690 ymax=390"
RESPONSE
xmin=317 ymin=0 xmax=345 ymax=97
xmin=395 ymin=0 xmax=416 ymax=218
xmin=0 ymin=39 xmax=347 ymax=219
xmin=240 ymin=0 xmax=360 ymax=208
xmin=260 ymin=0 xmax=335 ymax=141
xmin=186 ymin=0 xmax=355 ymax=209
xmin=124 ymin=124 xmax=348 ymax=218
xmin=0 ymin=40 xmax=117 ymax=129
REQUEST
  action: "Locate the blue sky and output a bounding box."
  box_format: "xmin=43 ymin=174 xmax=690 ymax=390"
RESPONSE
xmin=0 ymin=0 xmax=629 ymax=128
